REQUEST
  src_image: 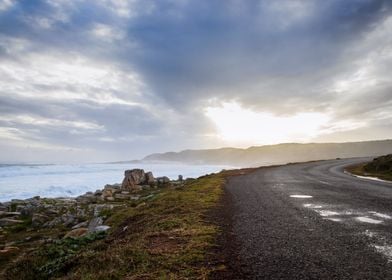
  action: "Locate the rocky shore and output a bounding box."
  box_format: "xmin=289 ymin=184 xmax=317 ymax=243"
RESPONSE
xmin=0 ymin=168 xmax=182 ymax=259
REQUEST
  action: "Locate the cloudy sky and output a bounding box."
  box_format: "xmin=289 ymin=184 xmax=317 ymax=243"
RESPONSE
xmin=0 ymin=0 xmax=392 ymax=163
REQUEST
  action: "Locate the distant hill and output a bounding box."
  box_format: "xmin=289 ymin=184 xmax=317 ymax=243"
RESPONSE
xmin=142 ymin=139 xmax=392 ymax=166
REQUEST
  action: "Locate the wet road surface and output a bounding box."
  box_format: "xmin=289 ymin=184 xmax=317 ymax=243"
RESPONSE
xmin=226 ymin=158 xmax=392 ymax=279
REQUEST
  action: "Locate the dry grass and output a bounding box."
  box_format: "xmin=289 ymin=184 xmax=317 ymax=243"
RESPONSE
xmin=346 ymin=163 xmax=392 ymax=181
xmin=3 ymin=174 xmax=226 ymax=280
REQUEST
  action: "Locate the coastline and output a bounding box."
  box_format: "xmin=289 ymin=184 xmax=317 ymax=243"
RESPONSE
xmin=0 ymin=168 xmax=230 ymax=279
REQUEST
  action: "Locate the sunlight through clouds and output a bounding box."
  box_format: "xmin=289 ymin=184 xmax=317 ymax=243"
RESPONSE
xmin=205 ymin=102 xmax=330 ymax=146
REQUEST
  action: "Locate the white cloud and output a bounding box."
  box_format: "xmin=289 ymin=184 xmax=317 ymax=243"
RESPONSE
xmin=91 ymin=23 xmax=125 ymax=42
xmin=0 ymin=0 xmax=14 ymax=11
xmin=0 ymin=50 xmax=147 ymax=107
xmin=0 ymin=115 xmax=104 ymax=131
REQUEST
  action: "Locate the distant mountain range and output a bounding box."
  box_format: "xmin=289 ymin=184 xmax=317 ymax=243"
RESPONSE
xmin=140 ymin=139 xmax=392 ymax=167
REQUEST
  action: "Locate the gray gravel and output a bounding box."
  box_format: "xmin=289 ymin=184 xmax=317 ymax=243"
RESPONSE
xmin=225 ymin=158 xmax=392 ymax=279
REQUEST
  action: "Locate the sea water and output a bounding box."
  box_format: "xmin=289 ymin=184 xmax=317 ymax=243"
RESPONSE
xmin=0 ymin=162 xmax=231 ymax=202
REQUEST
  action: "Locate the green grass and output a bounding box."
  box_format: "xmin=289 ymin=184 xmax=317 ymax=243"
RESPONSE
xmin=2 ymin=173 xmax=226 ymax=279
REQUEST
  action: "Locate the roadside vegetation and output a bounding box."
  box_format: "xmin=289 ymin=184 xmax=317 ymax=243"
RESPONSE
xmin=1 ymin=173 xmax=228 ymax=279
xmin=347 ymin=154 xmax=392 ymax=181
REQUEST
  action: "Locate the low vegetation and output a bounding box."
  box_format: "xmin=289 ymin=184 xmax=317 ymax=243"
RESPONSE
xmin=1 ymin=174 xmax=227 ymax=279
xmin=347 ymin=154 xmax=392 ymax=181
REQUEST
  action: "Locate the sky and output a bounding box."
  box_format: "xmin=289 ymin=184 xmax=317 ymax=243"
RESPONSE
xmin=0 ymin=0 xmax=392 ymax=163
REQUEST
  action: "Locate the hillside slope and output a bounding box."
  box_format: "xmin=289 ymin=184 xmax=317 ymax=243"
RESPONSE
xmin=143 ymin=140 xmax=392 ymax=166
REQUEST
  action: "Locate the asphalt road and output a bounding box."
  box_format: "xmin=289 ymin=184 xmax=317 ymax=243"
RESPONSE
xmin=225 ymin=158 xmax=392 ymax=279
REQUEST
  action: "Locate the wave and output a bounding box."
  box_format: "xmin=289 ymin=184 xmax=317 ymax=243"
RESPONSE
xmin=0 ymin=163 xmax=232 ymax=202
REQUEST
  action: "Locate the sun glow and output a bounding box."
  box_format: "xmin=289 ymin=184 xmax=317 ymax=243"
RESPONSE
xmin=205 ymin=102 xmax=330 ymax=145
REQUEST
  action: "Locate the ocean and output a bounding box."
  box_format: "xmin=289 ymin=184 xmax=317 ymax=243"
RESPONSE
xmin=0 ymin=162 xmax=232 ymax=202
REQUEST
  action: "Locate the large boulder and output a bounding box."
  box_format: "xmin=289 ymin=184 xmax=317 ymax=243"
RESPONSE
xmin=122 ymin=169 xmax=146 ymax=190
xmin=145 ymin=171 xmax=155 ymax=185
xmin=156 ymin=176 xmax=170 ymax=185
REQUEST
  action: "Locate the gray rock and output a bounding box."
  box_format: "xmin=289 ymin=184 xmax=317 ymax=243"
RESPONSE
xmin=72 ymin=221 xmax=89 ymax=229
xmin=32 ymin=213 xmax=50 ymax=227
xmin=20 ymin=205 xmax=35 ymax=217
xmin=114 ymin=193 xmax=130 ymax=200
xmin=145 ymin=171 xmax=155 ymax=185
xmin=0 ymin=218 xmax=23 ymax=226
xmin=156 ymin=176 xmax=170 ymax=185
xmin=178 ymin=175 xmax=183 ymax=181
xmin=122 ymin=169 xmax=146 ymax=190
xmin=91 ymin=204 xmax=114 ymax=217
xmin=104 ymin=183 xmax=121 ymax=190
xmin=92 ymin=225 xmax=110 ymax=233
xmin=63 ymin=214 xmax=77 ymax=227
xmin=88 ymin=217 xmax=103 ymax=232
xmin=76 ymin=193 xmax=97 ymax=203
xmin=94 ymin=190 xmax=103 ymax=196
xmin=0 ymin=212 xmax=21 ymax=218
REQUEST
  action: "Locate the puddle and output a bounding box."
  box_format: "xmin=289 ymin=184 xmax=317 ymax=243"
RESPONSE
xmin=316 ymin=210 xmax=340 ymax=217
xmin=324 ymin=218 xmax=342 ymax=222
xmin=356 ymin=217 xmax=383 ymax=224
xmin=374 ymin=245 xmax=392 ymax=261
xmin=364 ymin=230 xmax=378 ymax=238
xmin=369 ymin=211 xmax=392 ymax=220
xmin=303 ymin=203 xmax=322 ymax=209
xmin=290 ymin=195 xmax=313 ymax=198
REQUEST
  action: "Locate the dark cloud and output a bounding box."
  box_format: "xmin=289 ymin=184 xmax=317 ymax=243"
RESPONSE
xmin=0 ymin=0 xmax=391 ymax=162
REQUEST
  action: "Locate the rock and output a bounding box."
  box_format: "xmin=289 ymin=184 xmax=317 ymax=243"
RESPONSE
xmin=72 ymin=221 xmax=89 ymax=229
xmin=94 ymin=190 xmax=103 ymax=196
xmin=135 ymin=202 xmax=146 ymax=208
xmin=122 ymin=169 xmax=146 ymax=190
xmin=11 ymin=199 xmax=24 ymax=204
xmin=130 ymin=195 xmax=141 ymax=200
xmin=88 ymin=217 xmax=103 ymax=232
xmin=178 ymin=175 xmax=183 ymax=181
xmin=62 ymin=214 xmax=77 ymax=227
xmin=20 ymin=205 xmax=35 ymax=217
xmin=104 ymin=183 xmax=121 ymax=190
xmin=64 ymin=228 xmax=88 ymax=238
xmin=105 ymin=196 xmax=115 ymax=202
xmin=91 ymin=204 xmax=114 ymax=217
xmin=32 ymin=213 xmax=50 ymax=227
xmin=76 ymin=193 xmax=97 ymax=203
xmin=142 ymin=185 xmax=151 ymax=190
xmin=91 ymin=225 xmax=110 ymax=233
xmin=156 ymin=176 xmax=170 ymax=185
xmin=0 ymin=246 xmax=19 ymax=254
xmin=0 ymin=212 xmax=21 ymax=217
xmin=114 ymin=193 xmax=130 ymax=200
xmin=102 ymin=189 xmax=113 ymax=198
xmin=145 ymin=171 xmax=155 ymax=185
xmin=0 ymin=218 xmax=23 ymax=227
xmin=46 ymin=208 xmax=60 ymax=215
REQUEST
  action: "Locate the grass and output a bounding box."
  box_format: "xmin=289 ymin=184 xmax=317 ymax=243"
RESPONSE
xmin=346 ymin=163 xmax=392 ymax=181
xmin=2 ymin=173 xmax=226 ymax=279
